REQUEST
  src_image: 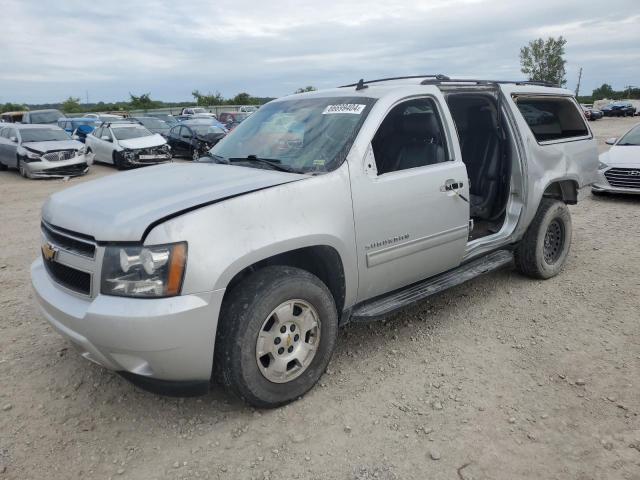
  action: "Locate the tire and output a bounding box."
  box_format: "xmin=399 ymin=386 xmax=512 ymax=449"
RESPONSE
xmin=191 ymin=147 xmax=200 ymax=161
xmin=514 ymin=198 xmax=572 ymax=279
xmin=214 ymin=266 xmax=338 ymax=408
xmin=591 ymin=189 xmax=607 ymax=197
xmin=0 ymin=159 xmax=7 ymax=171
xmin=17 ymin=157 xmax=29 ymax=178
xmin=113 ymin=151 xmax=125 ymax=170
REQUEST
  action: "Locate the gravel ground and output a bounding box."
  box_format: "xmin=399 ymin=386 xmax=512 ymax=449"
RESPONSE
xmin=0 ymin=117 xmax=639 ymax=480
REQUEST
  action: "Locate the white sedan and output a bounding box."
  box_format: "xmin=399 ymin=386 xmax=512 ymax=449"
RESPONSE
xmin=593 ymin=123 xmax=640 ymax=195
xmin=85 ymin=121 xmax=171 ymax=169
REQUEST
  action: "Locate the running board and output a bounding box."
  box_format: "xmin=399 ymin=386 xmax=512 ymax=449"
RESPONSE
xmin=350 ymin=250 xmax=513 ymax=322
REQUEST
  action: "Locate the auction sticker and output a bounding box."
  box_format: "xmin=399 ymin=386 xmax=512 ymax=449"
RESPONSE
xmin=322 ymin=104 xmax=366 ymax=115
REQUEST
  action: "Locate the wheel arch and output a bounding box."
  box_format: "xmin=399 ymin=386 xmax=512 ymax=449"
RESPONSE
xmin=542 ymin=178 xmax=579 ymax=205
xmin=220 ymin=244 xmax=347 ymax=318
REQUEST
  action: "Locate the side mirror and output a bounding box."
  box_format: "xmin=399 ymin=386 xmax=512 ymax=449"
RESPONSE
xmin=605 ymin=137 xmax=617 ymax=145
xmin=9 ymin=136 xmax=18 ymax=143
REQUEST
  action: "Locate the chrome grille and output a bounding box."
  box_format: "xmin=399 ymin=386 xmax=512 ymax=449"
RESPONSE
xmin=604 ymin=168 xmax=640 ymax=189
xmin=42 ymin=222 xmax=96 ymax=258
xmin=42 ymin=150 xmax=76 ymax=162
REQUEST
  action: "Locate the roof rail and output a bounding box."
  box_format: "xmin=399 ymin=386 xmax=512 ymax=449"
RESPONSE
xmin=340 ymin=74 xmax=450 ymax=88
xmin=420 ymin=78 xmax=559 ymax=87
xmin=340 ymin=75 xmax=559 ymax=89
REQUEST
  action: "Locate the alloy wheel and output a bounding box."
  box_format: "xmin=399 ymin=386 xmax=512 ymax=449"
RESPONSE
xmin=255 ymin=299 xmax=321 ymax=383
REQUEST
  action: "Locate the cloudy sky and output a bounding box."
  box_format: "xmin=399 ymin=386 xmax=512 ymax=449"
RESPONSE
xmin=1 ymin=0 xmax=639 ymax=104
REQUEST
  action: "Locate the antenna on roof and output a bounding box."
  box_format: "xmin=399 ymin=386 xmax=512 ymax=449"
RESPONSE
xmin=355 ymin=79 xmax=368 ymax=91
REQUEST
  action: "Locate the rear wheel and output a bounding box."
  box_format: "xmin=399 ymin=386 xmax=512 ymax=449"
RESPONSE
xmin=191 ymin=147 xmax=200 ymax=161
xmin=214 ymin=266 xmax=338 ymax=408
xmin=515 ymin=198 xmax=572 ymax=279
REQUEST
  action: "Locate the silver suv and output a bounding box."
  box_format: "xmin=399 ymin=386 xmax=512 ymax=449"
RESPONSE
xmin=32 ymin=75 xmax=597 ymax=407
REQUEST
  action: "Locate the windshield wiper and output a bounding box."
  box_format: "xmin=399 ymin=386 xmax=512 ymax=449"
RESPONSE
xmin=199 ymin=152 xmax=230 ymax=164
xmin=228 ymin=155 xmax=304 ymax=173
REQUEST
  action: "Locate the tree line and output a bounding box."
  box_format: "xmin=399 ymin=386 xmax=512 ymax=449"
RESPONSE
xmin=0 ymin=91 xmax=278 ymax=115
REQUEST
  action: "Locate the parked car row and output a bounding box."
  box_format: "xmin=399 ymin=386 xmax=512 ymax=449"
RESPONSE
xmin=581 ymin=104 xmax=603 ymax=121
xmin=600 ymin=101 xmax=637 ymax=117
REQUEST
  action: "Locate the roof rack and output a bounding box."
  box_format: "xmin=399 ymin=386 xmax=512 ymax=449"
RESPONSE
xmin=99 ymin=119 xmax=142 ymax=128
xmin=340 ymin=74 xmax=450 ymax=88
xmin=340 ymin=75 xmax=558 ymax=89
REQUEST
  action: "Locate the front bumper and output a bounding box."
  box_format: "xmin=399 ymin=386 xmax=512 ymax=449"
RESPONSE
xmin=25 ymin=155 xmax=90 ymax=178
xmin=119 ymin=150 xmax=172 ymax=167
xmin=592 ymin=169 xmax=640 ymax=195
xmin=31 ymin=258 xmax=225 ymax=381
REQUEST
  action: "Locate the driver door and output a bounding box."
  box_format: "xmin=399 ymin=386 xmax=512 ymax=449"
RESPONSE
xmin=350 ymin=92 xmax=469 ymax=301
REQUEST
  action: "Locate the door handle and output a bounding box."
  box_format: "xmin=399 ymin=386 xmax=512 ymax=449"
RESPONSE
xmin=441 ymin=179 xmax=469 ymax=203
xmin=440 ymin=179 xmax=464 ymax=192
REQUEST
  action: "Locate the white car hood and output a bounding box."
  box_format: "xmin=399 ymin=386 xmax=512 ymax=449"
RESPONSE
xmin=602 ymin=146 xmax=640 ymax=167
xmin=118 ymin=134 xmax=166 ymax=149
xmin=42 ymin=163 xmax=304 ymax=241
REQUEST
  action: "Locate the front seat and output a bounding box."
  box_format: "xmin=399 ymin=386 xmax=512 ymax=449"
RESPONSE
xmin=463 ymin=107 xmax=501 ymax=219
xmin=381 ymin=113 xmax=445 ymax=173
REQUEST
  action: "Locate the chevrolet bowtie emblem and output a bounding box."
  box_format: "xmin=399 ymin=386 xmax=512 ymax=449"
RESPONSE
xmin=42 ymin=241 xmax=58 ymax=261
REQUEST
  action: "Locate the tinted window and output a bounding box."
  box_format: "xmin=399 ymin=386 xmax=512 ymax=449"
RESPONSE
xmin=29 ymin=110 xmax=64 ymax=124
xmin=617 ymin=125 xmax=640 ymax=146
xmin=372 ymin=98 xmax=449 ymax=174
xmin=515 ymin=96 xmax=589 ymax=142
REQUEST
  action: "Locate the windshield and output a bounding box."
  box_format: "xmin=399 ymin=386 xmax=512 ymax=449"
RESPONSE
xmin=21 ymin=128 xmax=70 ymax=142
xmin=211 ymin=96 xmax=375 ymax=173
xmin=617 ymin=125 xmax=640 ymax=146
xmin=30 ymin=110 xmax=63 ymax=124
xmin=138 ymin=118 xmax=167 ymax=129
xmin=191 ymin=125 xmax=226 ymax=136
xmin=112 ymin=126 xmax=153 ymax=140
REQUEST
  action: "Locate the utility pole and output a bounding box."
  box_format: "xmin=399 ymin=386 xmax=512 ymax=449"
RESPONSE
xmin=85 ymin=90 xmax=89 ymax=105
xmin=575 ymin=67 xmax=582 ymax=97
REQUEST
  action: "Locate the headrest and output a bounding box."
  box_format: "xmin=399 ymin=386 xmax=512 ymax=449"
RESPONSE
xmin=400 ymin=113 xmax=441 ymax=139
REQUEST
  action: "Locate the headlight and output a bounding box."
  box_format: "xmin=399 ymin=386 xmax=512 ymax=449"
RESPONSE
xmin=24 ymin=150 xmax=41 ymax=160
xmin=101 ymin=242 xmax=187 ymax=298
xmin=122 ymin=149 xmax=136 ymax=160
xmin=598 ymin=161 xmax=608 ymax=170
xmin=161 ymin=144 xmax=170 ymax=152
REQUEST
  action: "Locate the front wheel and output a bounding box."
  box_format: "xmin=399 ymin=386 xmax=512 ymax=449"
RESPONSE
xmin=191 ymin=147 xmax=200 ymax=161
xmin=214 ymin=266 xmax=338 ymax=408
xmin=515 ymin=198 xmax=572 ymax=279
xmin=18 ymin=157 xmax=29 ymax=178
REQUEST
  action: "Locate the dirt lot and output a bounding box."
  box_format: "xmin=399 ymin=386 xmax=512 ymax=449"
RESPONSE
xmin=1 ymin=117 xmax=639 ymax=480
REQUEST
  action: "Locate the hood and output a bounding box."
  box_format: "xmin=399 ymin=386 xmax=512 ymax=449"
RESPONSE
xmin=23 ymin=139 xmax=83 ymax=153
xmin=602 ymin=146 xmax=640 ymax=166
xmin=42 ymin=163 xmax=304 ymax=241
xmin=118 ymin=134 xmax=166 ymax=149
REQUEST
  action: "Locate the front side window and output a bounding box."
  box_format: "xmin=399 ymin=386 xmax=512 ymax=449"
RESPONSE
xmin=372 ymin=98 xmax=449 ymax=175
xmin=514 ymin=96 xmax=589 ymax=142
xmin=211 ymin=96 xmax=376 ymax=173
xmin=112 ymin=126 xmax=152 ymax=140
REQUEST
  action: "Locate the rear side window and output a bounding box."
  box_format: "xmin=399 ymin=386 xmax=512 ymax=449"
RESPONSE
xmin=514 ymin=96 xmax=589 ymax=142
